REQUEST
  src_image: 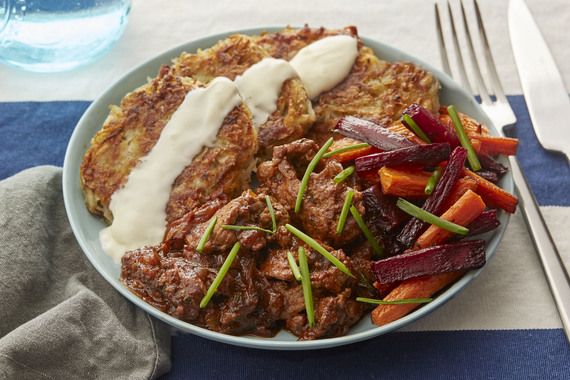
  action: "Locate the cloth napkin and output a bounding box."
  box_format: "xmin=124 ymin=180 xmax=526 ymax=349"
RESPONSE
xmin=0 ymin=166 xmax=171 ymax=380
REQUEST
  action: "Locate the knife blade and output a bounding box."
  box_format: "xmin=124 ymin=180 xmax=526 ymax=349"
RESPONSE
xmin=508 ymin=0 xmax=570 ymax=161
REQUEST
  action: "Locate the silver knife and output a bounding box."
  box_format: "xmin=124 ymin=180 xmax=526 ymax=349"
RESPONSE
xmin=509 ymin=0 xmax=570 ymax=161
xmin=508 ymin=0 xmax=570 ymax=343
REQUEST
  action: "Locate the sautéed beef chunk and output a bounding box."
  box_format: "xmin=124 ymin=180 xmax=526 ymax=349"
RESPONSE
xmin=257 ymin=138 xmax=365 ymax=247
xmin=121 ymin=139 xmax=377 ymax=339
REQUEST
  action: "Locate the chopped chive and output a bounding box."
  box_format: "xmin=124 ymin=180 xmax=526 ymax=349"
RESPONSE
xmin=200 ymin=242 xmax=241 ymax=308
xmin=424 ymin=167 xmax=443 ymax=195
xmin=356 ymin=296 xmax=433 ymax=305
xmin=402 ymin=114 xmax=432 ymax=143
xmin=336 ymin=189 xmax=354 ymax=235
xmin=322 ymin=143 xmax=370 ymax=158
xmin=447 ymin=105 xmax=481 ymax=171
xmin=349 ymin=205 xmax=384 ymax=257
xmin=333 ymin=165 xmax=355 ymax=184
xmin=222 ymin=225 xmax=274 ymax=234
xmin=298 ymin=247 xmax=315 ymax=327
xmin=396 ymin=198 xmax=469 ymax=235
xmin=295 ymin=137 xmax=334 ymax=213
xmin=287 ymin=251 xmax=302 ymax=282
xmin=285 ymin=224 xmax=354 ymax=278
xmin=265 ymin=195 xmax=277 ymax=233
xmin=197 ymin=216 xmax=218 ymax=253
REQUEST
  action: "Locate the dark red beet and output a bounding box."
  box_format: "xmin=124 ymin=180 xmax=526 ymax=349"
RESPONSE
xmin=403 ymin=103 xmax=460 ymax=147
xmin=362 ymin=185 xmax=409 ymax=234
xmin=335 ymin=116 xmax=414 ymax=151
xmin=479 ymin=155 xmax=508 ymax=178
xmin=396 ymin=146 xmax=468 ymax=247
xmin=372 ymin=240 xmax=486 ymax=284
xmin=381 ymin=234 xmax=406 ymax=257
xmin=476 ymin=170 xmax=499 ymax=183
xmin=355 ymin=143 xmax=451 ymax=173
xmin=467 ymin=209 xmax=500 ymax=236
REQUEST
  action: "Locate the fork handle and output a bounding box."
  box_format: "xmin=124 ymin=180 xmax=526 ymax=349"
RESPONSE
xmin=509 ymin=156 xmax=570 ymax=343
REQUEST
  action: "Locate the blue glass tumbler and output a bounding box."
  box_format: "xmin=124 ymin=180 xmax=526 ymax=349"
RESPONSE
xmin=0 ymin=0 xmax=131 ymax=72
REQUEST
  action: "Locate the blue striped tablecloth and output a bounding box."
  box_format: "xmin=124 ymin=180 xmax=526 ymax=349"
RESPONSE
xmin=1 ymin=96 xmax=569 ymax=379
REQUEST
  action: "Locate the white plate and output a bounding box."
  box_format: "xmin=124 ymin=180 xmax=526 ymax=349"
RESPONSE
xmin=62 ymin=27 xmax=513 ymax=350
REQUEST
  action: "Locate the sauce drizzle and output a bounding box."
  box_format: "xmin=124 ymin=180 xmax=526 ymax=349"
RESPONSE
xmin=100 ymin=35 xmax=359 ymax=261
xmin=100 ymin=77 xmax=241 ymax=262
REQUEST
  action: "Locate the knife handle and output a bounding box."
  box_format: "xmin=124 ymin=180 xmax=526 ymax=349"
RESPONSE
xmin=509 ymin=156 xmax=570 ymax=343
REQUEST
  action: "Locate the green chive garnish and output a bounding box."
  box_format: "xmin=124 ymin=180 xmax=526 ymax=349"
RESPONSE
xmin=322 ymin=143 xmax=370 ymax=158
xmin=349 ymin=205 xmax=384 ymax=257
xmin=447 ymin=105 xmax=481 ymax=171
xmin=222 ymin=225 xmax=274 ymax=234
xmin=295 ymin=137 xmax=334 ymax=213
xmin=200 ymin=242 xmax=241 ymax=308
xmin=333 ymin=165 xmax=355 ymax=184
xmin=197 ymin=216 xmax=218 ymax=253
xmin=424 ymin=167 xmax=443 ymax=195
xmin=285 ymin=224 xmax=354 ymax=278
xmin=265 ymin=195 xmax=277 ymax=233
xmin=287 ymin=251 xmax=302 ymax=282
xmin=356 ymin=297 xmax=433 ymax=305
xmin=336 ymin=189 xmax=354 ymax=235
xmin=298 ymin=247 xmax=315 ymax=327
xmin=402 ymin=114 xmax=431 ymax=143
xmin=396 ymin=198 xmax=469 ymax=235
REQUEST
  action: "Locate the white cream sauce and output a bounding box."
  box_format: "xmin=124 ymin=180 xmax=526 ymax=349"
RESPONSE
xmin=290 ymin=35 xmax=358 ymax=100
xmin=100 ymin=77 xmax=242 ymax=262
xmin=235 ymin=58 xmax=297 ymax=128
xmin=100 ymin=35 xmax=359 ymax=261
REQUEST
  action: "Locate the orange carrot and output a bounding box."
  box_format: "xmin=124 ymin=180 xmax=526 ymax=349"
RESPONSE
xmin=436 ymin=112 xmax=486 ymax=153
xmin=388 ymin=122 xmax=426 ymax=145
xmin=476 ymin=135 xmax=519 ymax=156
xmin=439 ymin=107 xmax=489 ymax=135
xmin=371 ymin=271 xmax=463 ymax=326
xmin=470 ymin=138 xmax=482 ymax=153
xmin=373 ymin=281 xmax=401 ymax=298
xmin=464 ymin=169 xmax=519 ymax=213
xmin=379 ymin=167 xmax=431 ymax=198
xmin=414 ymin=190 xmax=486 ymax=249
xmin=442 ymin=176 xmax=478 ymax=210
xmin=327 ymin=137 xmax=380 ymax=162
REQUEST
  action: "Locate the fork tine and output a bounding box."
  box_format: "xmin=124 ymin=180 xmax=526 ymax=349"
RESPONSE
xmin=459 ymin=0 xmax=492 ymax=104
xmin=435 ymin=3 xmax=452 ymax=76
xmin=445 ymin=1 xmax=473 ymax=94
xmin=473 ymin=0 xmax=509 ymax=103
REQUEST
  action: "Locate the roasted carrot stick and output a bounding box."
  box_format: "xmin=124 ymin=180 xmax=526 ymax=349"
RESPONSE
xmin=379 ymin=167 xmax=431 ymax=198
xmin=476 ymin=135 xmax=519 ymax=156
xmin=441 ymin=176 xmax=478 ymax=210
xmin=414 ymin=190 xmax=486 ymax=249
xmin=388 ymin=122 xmax=426 ymax=145
xmin=326 ymin=138 xmax=381 ymax=162
xmin=371 ymin=271 xmax=463 ymax=326
xmin=470 ymin=138 xmax=482 ymax=154
xmin=464 ymin=169 xmax=519 ymax=213
xmin=439 ymin=107 xmax=489 ymax=135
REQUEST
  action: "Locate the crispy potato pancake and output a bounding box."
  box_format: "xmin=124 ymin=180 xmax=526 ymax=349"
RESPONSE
xmin=171 ymin=34 xmax=268 ymax=82
xmin=256 ymin=26 xmax=440 ymax=144
xmin=172 ymin=34 xmax=315 ymax=155
xmin=82 ymin=26 xmax=439 ymax=227
xmin=255 ymin=26 xmax=359 ymax=60
xmin=80 ymin=66 xmax=257 ymax=223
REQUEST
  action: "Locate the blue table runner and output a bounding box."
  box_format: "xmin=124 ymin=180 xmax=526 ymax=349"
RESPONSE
xmin=1 ymin=96 xmax=569 ymax=379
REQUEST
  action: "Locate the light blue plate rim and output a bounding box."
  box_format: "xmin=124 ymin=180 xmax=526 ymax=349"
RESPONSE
xmin=62 ymin=27 xmax=513 ymax=350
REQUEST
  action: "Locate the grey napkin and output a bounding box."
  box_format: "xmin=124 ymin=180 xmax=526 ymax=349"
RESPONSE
xmin=0 ymin=166 xmax=171 ymax=380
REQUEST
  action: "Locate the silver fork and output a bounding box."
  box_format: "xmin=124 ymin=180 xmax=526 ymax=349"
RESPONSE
xmin=436 ymin=0 xmax=570 ymax=343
